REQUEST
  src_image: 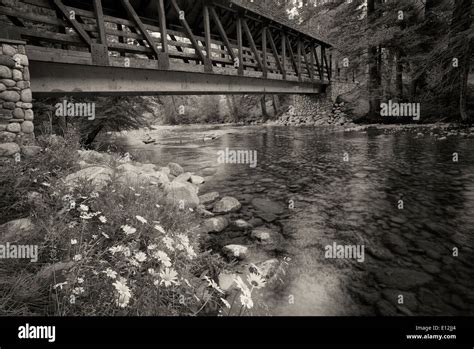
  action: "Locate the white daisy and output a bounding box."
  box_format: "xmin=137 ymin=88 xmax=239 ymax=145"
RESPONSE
xmin=158 ymin=268 xmax=179 ymax=288
xmin=121 ymin=225 xmax=136 ymax=236
xmin=152 ymin=250 xmax=172 ymax=268
xmin=136 ymin=216 xmax=148 ymax=224
xmin=134 ymin=252 xmax=147 ymax=263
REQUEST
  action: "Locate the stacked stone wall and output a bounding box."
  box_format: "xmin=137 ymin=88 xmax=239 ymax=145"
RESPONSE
xmin=0 ymin=39 xmax=35 ymax=158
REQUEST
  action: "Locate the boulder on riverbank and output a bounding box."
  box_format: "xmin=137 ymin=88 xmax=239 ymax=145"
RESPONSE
xmin=165 ymin=181 xmax=200 ymax=209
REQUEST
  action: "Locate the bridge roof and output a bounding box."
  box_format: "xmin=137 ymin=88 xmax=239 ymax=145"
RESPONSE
xmin=228 ymin=0 xmax=332 ymax=48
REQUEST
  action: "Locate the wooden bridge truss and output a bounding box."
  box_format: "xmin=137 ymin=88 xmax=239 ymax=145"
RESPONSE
xmin=0 ymin=0 xmax=333 ymax=96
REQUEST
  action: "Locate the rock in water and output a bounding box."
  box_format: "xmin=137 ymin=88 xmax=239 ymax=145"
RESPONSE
xmin=213 ymin=197 xmax=241 ymax=213
xmin=199 ymin=192 xmax=219 ymax=205
xmin=165 ymin=181 xmax=199 ymax=209
xmin=232 ymin=219 xmax=252 ymax=231
xmin=201 ymin=217 xmax=229 ymax=233
xmin=222 ymin=245 xmax=248 ymax=260
xmin=191 ymin=175 xmax=205 ymax=185
xmin=251 ymin=198 xmax=285 ymax=215
xmin=168 ymin=162 xmax=184 ymax=176
xmin=374 ymin=268 xmax=433 ymax=290
xmin=173 ymin=172 xmax=192 ymax=183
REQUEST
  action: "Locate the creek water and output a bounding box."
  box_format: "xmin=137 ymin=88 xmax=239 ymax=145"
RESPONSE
xmin=116 ymin=124 xmax=474 ymax=316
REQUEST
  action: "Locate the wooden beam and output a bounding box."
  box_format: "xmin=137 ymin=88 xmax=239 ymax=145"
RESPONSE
xmin=242 ymin=18 xmax=263 ymax=73
xmin=92 ymin=0 xmax=106 ymax=44
xmin=297 ymin=38 xmax=302 ymax=81
xmin=237 ymin=16 xmax=244 ymax=75
xmin=52 ymin=0 xmax=91 ymax=46
xmin=203 ymin=6 xmax=212 ymax=62
xmin=302 ymin=46 xmax=313 ymax=81
xmin=310 ymin=44 xmax=315 ymax=81
xmin=170 ymin=0 xmax=207 ymax=65
xmin=266 ymin=28 xmax=283 ymax=76
xmin=285 ymin=35 xmax=299 ymax=77
xmin=157 ymin=0 xmax=168 ymax=54
xmin=209 ymin=7 xmax=236 ymax=61
xmin=312 ymin=44 xmax=323 ymax=80
xmin=322 ymin=46 xmax=329 ymax=80
xmin=281 ymin=31 xmax=286 ymax=79
xmin=261 ymin=25 xmax=267 ymax=77
xmin=120 ymin=0 xmax=160 ymax=60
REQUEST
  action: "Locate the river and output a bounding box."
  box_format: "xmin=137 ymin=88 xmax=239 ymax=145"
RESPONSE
xmin=114 ymin=124 xmax=474 ymax=316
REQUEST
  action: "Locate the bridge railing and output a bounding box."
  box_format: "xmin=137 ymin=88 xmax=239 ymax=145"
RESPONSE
xmin=0 ymin=0 xmax=332 ymax=84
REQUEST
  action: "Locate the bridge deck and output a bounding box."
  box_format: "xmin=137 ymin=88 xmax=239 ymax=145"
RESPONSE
xmin=0 ymin=0 xmax=333 ymax=95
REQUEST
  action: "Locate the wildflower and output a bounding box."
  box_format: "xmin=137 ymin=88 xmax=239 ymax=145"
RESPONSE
xmin=109 ymin=246 xmax=124 ymax=254
xmin=73 ymin=254 xmax=82 ymax=262
xmin=78 ymin=204 xmax=89 ymax=212
xmin=53 ymin=282 xmax=68 ymax=290
xmin=99 ymin=216 xmax=107 ymax=224
xmin=240 ymin=294 xmax=254 ymax=309
xmin=80 ymin=212 xmax=94 ymax=220
xmin=247 ymin=273 xmax=266 ymax=289
xmin=148 ymin=268 xmax=156 ymax=276
xmin=92 ymin=234 xmax=98 ymax=240
xmin=186 ymin=245 xmax=197 ymax=260
xmin=134 ymin=252 xmax=147 ymax=263
xmin=68 ymin=222 xmax=78 ymax=229
xmin=136 ymin=216 xmax=147 ymax=224
xmin=69 ymin=201 xmax=76 ymax=210
xmin=153 ymin=225 xmax=166 ymax=234
xmin=69 ymin=295 xmax=76 ymax=305
xmin=177 ymin=233 xmax=189 ymax=247
xmin=220 ymin=298 xmax=231 ymax=309
xmin=233 ymin=276 xmax=251 ymax=297
xmin=204 ymin=276 xmax=224 ymax=294
xmin=62 ymin=195 xmax=73 ymax=202
xmin=70 ymin=239 xmax=78 ymax=245
xmin=158 ymin=268 xmax=179 ymax=287
xmin=129 ymin=259 xmax=140 ymax=267
xmin=121 ymin=225 xmax=136 ymax=236
xmin=72 ymin=287 xmax=85 ymax=295
xmin=162 ymin=236 xmax=175 ymax=251
xmin=147 ymin=244 xmax=158 ymax=251
xmin=90 ymin=192 xmax=99 ymax=198
xmin=112 ymin=280 xmax=132 ymax=308
xmin=77 ymin=277 xmax=84 ymax=284
xmin=152 ymin=250 xmax=172 ymax=268
xmin=104 ymin=268 xmax=117 ymax=279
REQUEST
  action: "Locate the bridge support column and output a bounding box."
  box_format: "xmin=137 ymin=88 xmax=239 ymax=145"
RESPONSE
xmin=0 ymin=38 xmax=35 ymax=159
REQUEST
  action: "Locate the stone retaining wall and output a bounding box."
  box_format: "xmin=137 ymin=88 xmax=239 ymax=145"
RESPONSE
xmin=0 ymin=39 xmax=34 ymax=158
xmin=275 ymin=80 xmax=358 ymax=127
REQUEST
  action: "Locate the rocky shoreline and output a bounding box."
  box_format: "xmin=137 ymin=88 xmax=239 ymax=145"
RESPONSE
xmin=66 ymin=151 xmax=290 ymax=297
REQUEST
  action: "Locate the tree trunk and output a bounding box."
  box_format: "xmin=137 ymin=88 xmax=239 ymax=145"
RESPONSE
xmin=261 ymin=95 xmax=268 ymax=121
xmin=367 ymin=0 xmax=380 ymax=120
xmin=450 ymin=0 xmax=472 ymax=121
xmin=395 ymin=50 xmax=403 ymax=101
